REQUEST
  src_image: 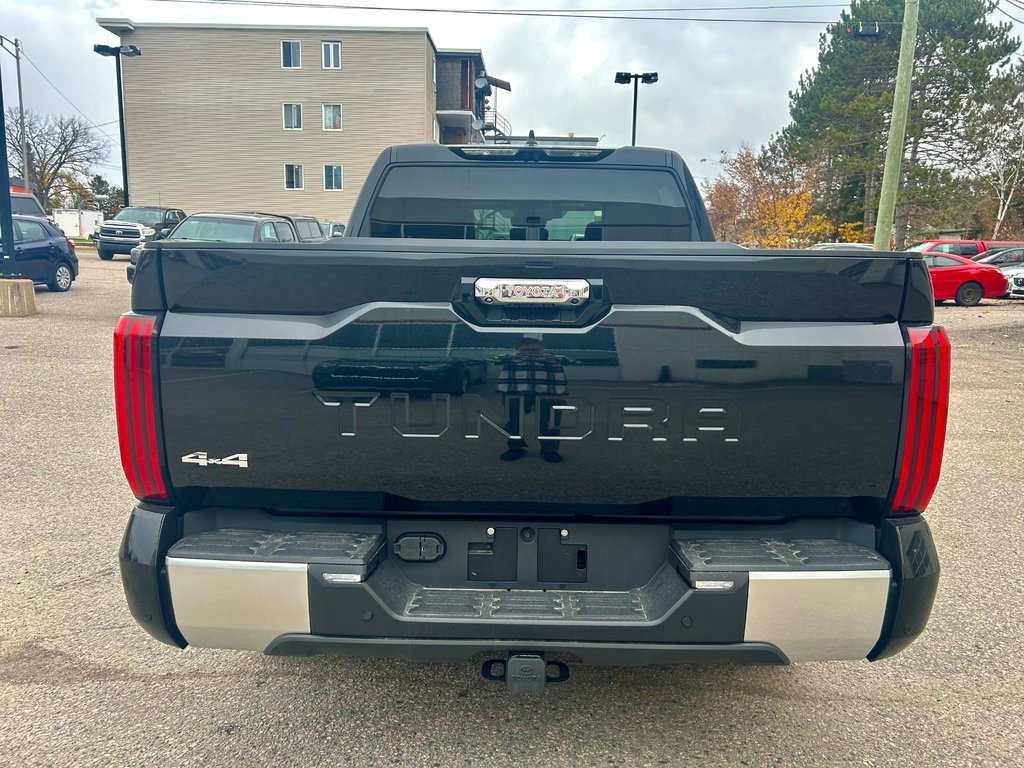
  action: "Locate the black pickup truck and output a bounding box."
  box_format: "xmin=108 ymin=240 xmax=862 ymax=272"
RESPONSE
xmin=117 ymin=144 xmax=946 ymax=691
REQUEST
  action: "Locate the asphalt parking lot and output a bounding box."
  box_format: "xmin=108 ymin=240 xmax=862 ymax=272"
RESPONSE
xmin=1 ymin=255 xmax=1022 ymax=767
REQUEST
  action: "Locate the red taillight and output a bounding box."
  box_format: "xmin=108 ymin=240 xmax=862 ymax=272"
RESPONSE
xmin=67 ymin=239 xmax=75 ymax=252
xmin=114 ymin=315 xmax=168 ymax=501
xmin=892 ymin=326 xmax=950 ymax=514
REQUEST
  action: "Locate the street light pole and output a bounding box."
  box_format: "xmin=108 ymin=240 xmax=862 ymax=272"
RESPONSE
xmin=0 ymin=36 xmax=29 ymax=193
xmin=632 ymin=77 xmax=639 ymax=147
xmin=94 ymin=44 xmax=141 ymax=208
xmin=615 ymin=71 xmax=658 ymax=147
xmin=114 ymin=51 xmax=129 ymax=206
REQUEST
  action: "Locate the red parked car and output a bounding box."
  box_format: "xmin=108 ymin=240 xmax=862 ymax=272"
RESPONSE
xmin=925 ymin=253 xmax=1008 ymax=305
xmin=907 ymin=239 xmax=1024 ymax=259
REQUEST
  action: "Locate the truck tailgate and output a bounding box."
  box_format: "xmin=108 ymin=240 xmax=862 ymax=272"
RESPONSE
xmin=150 ymin=242 xmax=918 ymax=513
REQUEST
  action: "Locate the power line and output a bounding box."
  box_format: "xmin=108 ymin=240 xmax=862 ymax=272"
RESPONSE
xmin=18 ymin=50 xmax=120 ymax=146
xmin=995 ymin=2 xmax=1024 ymax=25
xmin=148 ymin=0 xmax=855 ymax=12
xmin=339 ymin=2 xmax=858 ymax=8
xmin=147 ymin=0 xmax=900 ymax=26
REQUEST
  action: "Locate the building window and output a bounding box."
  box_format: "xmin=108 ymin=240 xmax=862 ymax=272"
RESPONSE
xmin=281 ymin=41 xmax=301 ymax=68
xmin=432 ymin=58 xmax=436 ymax=85
xmin=283 ymin=103 xmax=302 ymax=130
xmin=322 ymin=41 xmax=341 ymax=69
xmin=324 ymin=165 xmax=344 ymax=191
xmin=322 ymin=104 xmax=343 ymax=131
xmin=433 ymin=119 xmax=440 ymax=143
xmin=284 ymin=164 xmax=303 ymax=190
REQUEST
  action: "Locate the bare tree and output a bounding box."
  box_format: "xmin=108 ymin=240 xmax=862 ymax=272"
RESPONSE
xmin=961 ymin=69 xmax=1024 ymax=238
xmin=5 ymin=108 xmax=109 ymax=209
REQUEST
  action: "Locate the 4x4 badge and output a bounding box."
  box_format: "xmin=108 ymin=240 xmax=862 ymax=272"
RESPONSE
xmin=181 ymin=451 xmax=249 ymax=468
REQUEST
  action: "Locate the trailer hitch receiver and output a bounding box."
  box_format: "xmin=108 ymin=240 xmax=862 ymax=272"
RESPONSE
xmin=481 ymin=653 xmax=570 ymax=692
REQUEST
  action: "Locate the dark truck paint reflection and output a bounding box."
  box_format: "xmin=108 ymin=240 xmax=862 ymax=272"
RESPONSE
xmin=116 ymin=144 xmax=945 ymax=690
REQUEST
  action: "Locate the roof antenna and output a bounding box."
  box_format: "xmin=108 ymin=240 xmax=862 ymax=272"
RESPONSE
xmin=526 ymin=129 xmax=538 ymax=147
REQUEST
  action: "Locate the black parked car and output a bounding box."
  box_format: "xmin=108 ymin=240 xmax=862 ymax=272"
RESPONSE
xmin=126 ymin=212 xmax=301 ymax=282
xmin=0 ymin=215 xmax=78 ymax=291
xmin=234 ymin=211 xmax=326 ymax=242
xmin=289 ymin=214 xmax=327 ymax=242
xmin=170 ymin=212 xmax=302 ymax=243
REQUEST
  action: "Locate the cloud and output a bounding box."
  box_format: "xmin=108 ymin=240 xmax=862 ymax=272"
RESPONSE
xmin=0 ymin=0 xmax=864 ymax=183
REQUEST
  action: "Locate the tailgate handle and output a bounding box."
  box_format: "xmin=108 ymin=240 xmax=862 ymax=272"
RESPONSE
xmin=455 ymin=277 xmax=607 ymax=327
xmin=474 ymin=278 xmax=591 ymax=307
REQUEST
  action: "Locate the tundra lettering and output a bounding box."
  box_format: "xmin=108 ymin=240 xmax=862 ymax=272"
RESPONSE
xmin=314 ymin=392 xmax=741 ymax=443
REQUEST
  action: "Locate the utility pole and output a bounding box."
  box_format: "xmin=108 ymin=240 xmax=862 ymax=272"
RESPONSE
xmin=873 ymin=0 xmax=919 ymax=251
xmin=15 ymin=39 xmax=27 ymax=192
xmin=0 ymin=36 xmax=29 ymax=193
xmin=1 ymin=72 xmax=16 ymax=263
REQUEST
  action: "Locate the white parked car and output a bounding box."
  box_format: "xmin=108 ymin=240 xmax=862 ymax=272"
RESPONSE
xmin=1003 ymin=264 xmax=1024 ymax=299
xmin=976 ymin=247 xmax=1024 ymax=271
xmin=808 ymin=242 xmax=874 ymax=250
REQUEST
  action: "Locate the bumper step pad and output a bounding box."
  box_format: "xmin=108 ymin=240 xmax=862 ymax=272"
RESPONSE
xmin=309 ymin=558 xmax=747 ymax=642
xmin=672 ymin=538 xmax=889 ymax=576
xmin=363 ymin=559 xmax=685 ymax=624
xmin=406 ymin=575 xmax=651 ymax=621
xmin=670 ymin=538 xmax=890 ymax=663
xmin=168 ymin=528 xmax=384 ymax=578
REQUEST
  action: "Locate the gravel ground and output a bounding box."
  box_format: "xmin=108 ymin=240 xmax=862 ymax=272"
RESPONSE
xmin=0 ymin=256 xmax=1022 ymax=767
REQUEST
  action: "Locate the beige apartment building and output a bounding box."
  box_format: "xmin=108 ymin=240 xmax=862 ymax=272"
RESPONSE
xmin=96 ymin=19 xmax=509 ymax=224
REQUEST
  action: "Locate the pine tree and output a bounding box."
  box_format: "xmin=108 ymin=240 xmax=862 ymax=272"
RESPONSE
xmin=785 ymin=0 xmax=1018 ymax=245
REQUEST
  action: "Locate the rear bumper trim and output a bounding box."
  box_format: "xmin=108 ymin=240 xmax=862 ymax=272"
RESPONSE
xmin=744 ymin=570 xmax=890 ymax=661
xmin=166 ymin=557 xmax=310 ymax=650
xmin=264 ymin=634 xmax=790 ymax=666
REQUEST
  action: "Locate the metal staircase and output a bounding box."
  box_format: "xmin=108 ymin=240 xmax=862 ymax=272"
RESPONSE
xmin=481 ymin=107 xmax=512 ymax=142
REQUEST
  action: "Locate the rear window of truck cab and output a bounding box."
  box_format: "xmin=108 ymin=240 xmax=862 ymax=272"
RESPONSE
xmin=368 ymin=165 xmax=693 ymax=242
xmin=10 ymin=195 xmax=45 ymax=217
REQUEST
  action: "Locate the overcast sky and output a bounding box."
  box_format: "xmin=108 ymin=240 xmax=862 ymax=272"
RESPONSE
xmin=0 ymin=1 xmax=925 ymax=184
